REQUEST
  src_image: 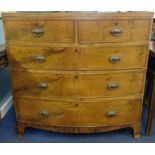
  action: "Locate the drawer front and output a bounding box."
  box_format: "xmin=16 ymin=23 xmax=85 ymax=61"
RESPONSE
xmin=16 ymin=97 xmax=141 ymax=126
xmin=8 ymin=45 xmax=148 ymax=70
xmin=79 ymin=20 xmax=151 ymax=43
xmin=4 ymin=20 xmax=75 ymax=43
xmin=11 ymin=70 xmax=144 ymax=98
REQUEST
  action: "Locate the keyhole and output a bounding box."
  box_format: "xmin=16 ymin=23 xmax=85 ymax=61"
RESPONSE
xmin=115 ymin=22 xmax=119 ymax=26
xmin=74 ymin=75 xmax=79 ymax=79
xmin=75 ymin=49 xmax=78 ymax=53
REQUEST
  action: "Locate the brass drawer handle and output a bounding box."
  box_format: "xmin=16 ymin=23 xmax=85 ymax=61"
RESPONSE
xmin=33 ymin=55 xmax=46 ymax=63
xmin=106 ymin=111 xmax=117 ymax=118
xmin=31 ymin=28 xmax=44 ymax=37
xmin=111 ymin=28 xmax=123 ymax=36
xmin=36 ymin=82 xmax=48 ymax=89
xmin=107 ymin=83 xmax=119 ymax=90
xmin=39 ymin=110 xmax=49 ymax=117
xmin=109 ymin=56 xmax=121 ymax=63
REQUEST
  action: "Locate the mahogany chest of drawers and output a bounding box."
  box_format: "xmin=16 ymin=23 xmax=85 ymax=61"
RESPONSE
xmin=2 ymin=12 xmax=153 ymax=138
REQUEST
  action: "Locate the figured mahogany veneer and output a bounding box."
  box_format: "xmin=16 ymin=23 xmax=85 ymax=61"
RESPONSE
xmin=2 ymin=11 xmax=154 ymax=138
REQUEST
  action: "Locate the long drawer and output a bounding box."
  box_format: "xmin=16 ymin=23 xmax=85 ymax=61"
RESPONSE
xmin=8 ymin=45 xmax=148 ymax=70
xmin=16 ymin=97 xmax=141 ymax=126
xmin=11 ymin=69 xmax=144 ymax=98
xmin=4 ymin=19 xmax=151 ymax=43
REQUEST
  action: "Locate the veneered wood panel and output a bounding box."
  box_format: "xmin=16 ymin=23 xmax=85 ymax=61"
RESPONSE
xmin=131 ymin=20 xmax=151 ymax=41
xmin=11 ymin=69 xmax=145 ymax=98
xmin=4 ymin=19 xmax=75 ymax=43
xmin=79 ymin=19 xmax=151 ymax=43
xmin=79 ymin=20 xmax=130 ymax=43
xmin=8 ymin=45 xmax=148 ymax=70
xmin=16 ymin=97 xmax=141 ymax=126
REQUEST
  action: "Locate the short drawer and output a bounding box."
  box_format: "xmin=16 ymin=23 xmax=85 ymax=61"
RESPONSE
xmin=4 ymin=19 xmax=75 ymax=43
xmin=79 ymin=19 xmax=151 ymax=43
xmin=11 ymin=69 xmax=144 ymax=98
xmin=8 ymin=45 xmax=148 ymax=70
xmin=16 ymin=97 xmax=141 ymax=126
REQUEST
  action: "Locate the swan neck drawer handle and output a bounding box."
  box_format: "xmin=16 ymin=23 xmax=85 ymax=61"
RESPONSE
xmin=36 ymin=82 xmax=48 ymax=89
xmin=31 ymin=28 xmax=44 ymax=37
xmin=106 ymin=111 xmax=117 ymax=118
xmin=39 ymin=110 xmax=49 ymax=117
xmin=109 ymin=56 xmax=121 ymax=63
xmin=33 ymin=55 xmax=46 ymax=63
xmin=107 ymin=83 xmax=119 ymax=90
xmin=111 ymin=28 xmax=123 ymax=36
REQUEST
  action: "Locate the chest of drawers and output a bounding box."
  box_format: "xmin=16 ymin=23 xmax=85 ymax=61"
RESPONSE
xmin=2 ymin=12 xmax=153 ymax=138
